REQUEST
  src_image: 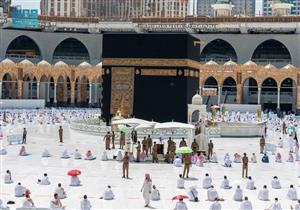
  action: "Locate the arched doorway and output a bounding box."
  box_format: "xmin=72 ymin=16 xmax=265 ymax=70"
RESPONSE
xmin=280 ymin=78 xmax=296 ymax=113
xmin=56 ymin=76 xmax=65 ymax=106
xmin=53 ymin=38 xmax=90 ymax=65
xmin=2 ymin=73 xmax=18 ymax=99
xmin=242 ymin=77 xmax=258 ymax=104
xmin=203 ymin=76 xmax=218 ymax=107
xmin=252 ymin=39 xmax=291 ymax=68
xmin=66 ymin=77 xmax=71 ymax=106
xmin=92 ymin=76 xmax=103 ymax=107
xmin=22 ymin=75 xmax=37 ymax=99
xmin=261 ymin=77 xmax=278 ymax=111
xmin=49 ymin=77 xmax=55 ymax=105
xmin=200 ymin=39 xmax=237 ymax=63
xmin=6 ymin=35 xmax=41 ymax=62
xmin=222 ymin=77 xmax=237 ymax=104
xmin=39 ymin=75 xmax=48 ymax=100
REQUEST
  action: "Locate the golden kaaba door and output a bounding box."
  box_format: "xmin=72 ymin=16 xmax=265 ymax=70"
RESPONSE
xmin=110 ymin=67 xmax=134 ymax=117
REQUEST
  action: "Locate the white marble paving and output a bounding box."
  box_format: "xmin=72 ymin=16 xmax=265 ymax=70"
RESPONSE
xmin=0 ymin=124 xmax=299 ymax=209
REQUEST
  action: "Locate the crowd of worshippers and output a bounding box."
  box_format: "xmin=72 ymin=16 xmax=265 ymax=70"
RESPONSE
xmin=0 ymin=108 xmax=100 ymax=126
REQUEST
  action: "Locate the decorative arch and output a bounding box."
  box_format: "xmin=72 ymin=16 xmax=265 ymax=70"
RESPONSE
xmin=200 ymin=39 xmax=237 ymax=63
xmin=6 ymin=35 xmax=42 ymax=59
xmin=53 ymin=38 xmax=90 ymax=63
xmin=222 ymin=77 xmax=237 ymax=104
xmin=280 ymin=78 xmax=296 ymax=112
xmin=2 ymin=73 xmax=18 ymax=99
xmin=242 ymin=77 xmax=258 ymax=104
xmin=251 ymin=39 xmax=291 ymax=66
xmin=204 ymin=76 xmax=218 ymax=87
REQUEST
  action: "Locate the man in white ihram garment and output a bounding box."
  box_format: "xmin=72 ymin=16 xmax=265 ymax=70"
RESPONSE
xmin=233 ymin=185 xmax=243 ymax=201
xmin=239 ymin=196 xmax=252 ymax=210
xmin=173 ymin=198 xmax=187 ymax=210
xmin=42 ymin=148 xmax=51 ymax=157
xmin=54 ymin=183 xmax=67 ymax=199
xmin=246 ymin=176 xmax=256 ymax=190
xmin=207 ymin=186 xmax=219 ymax=201
xmin=258 ymin=185 xmax=269 ymax=201
xmin=70 ymin=175 xmax=81 ymax=186
xmin=287 ymin=185 xmax=298 ymax=200
xmin=101 ymin=150 xmax=108 ymax=161
xmin=101 ymin=186 xmax=114 ymax=200
xmin=80 ymin=195 xmax=92 ymax=210
xmin=203 ymin=173 xmax=213 ymax=189
xmin=188 ymin=186 xmax=198 ymax=202
xmin=4 ymin=170 xmax=13 ymax=184
xmin=61 ymin=149 xmax=70 ymax=159
xmin=15 ymin=182 xmax=26 ymax=197
xmin=150 ymin=185 xmax=160 ymax=201
xmin=220 ymin=176 xmax=232 ymax=189
xmin=116 ymin=150 xmax=123 ymax=161
xmin=271 ymin=176 xmax=281 ymax=189
xmin=74 ymin=149 xmax=82 ymax=159
xmin=177 ymin=174 xmax=184 ymax=189
xmin=38 ymin=173 xmax=51 ymax=185
xmin=268 ymin=198 xmax=282 ymax=210
xmin=209 ymin=198 xmax=221 ymax=210
xmin=173 ymin=156 xmax=182 ymax=167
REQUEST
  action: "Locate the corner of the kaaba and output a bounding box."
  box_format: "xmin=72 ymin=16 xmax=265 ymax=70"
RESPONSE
xmin=102 ymin=32 xmax=200 ymax=123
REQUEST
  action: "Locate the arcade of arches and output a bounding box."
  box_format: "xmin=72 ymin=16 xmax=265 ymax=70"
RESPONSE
xmin=0 ymin=63 xmax=102 ymax=107
xmin=199 ymin=64 xmax=299 ymax=112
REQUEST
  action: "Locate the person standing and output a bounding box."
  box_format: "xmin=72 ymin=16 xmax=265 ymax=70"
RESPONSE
xmin=122 ymin=152 xmax=129 ymax=178
xmin=242 ymin=153 xmax=248 ymax=178
xmin=111 ymin=131 xmax=115 ymax=149
xmin=131 ymin=129 xmax=137 ymax=144
xmin=142 ymin=137 xmax=148 ymax=156
xmin=103 ymin=132 xmax=111 ymax=150
xmin=120 ymin=131 xmax=125 ymax=150
xmin=208 ymin=140 xmax=214 ymax=160
xmin=183 ymin=154 xmax=191 ymax=178
xmin=141 ymin=174 xmax=152 ymax=207
xmin=152 ymin=142 xmax=158 ymax=163
xmin=179 ymin=138 xmax=187 ymax=147
xmin=136 ymin=141 xmax=141 ymax=162
xmin=282 ymin=121 xmax=286 ymax=134
xmin=58 ymin=126 xmax=63 ymax=143
xmin=191 ymin=139 xmax=199 ymax=154
xmin=260 ymin=136 xmax=265 ymax=154
xmin=22 ymin=128 xmax=27 ymax=144
xmin=147 ymin=135 xmax=153 ymax=155
xmin=169 ymin=142 xmax=176 ymax=163
xmin=167 ymin=137 xmax=173 ymax=153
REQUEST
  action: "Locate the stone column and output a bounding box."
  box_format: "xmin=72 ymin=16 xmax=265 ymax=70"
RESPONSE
xmin=236 ymin=84 xmax=242 ymax=104
xmin=71 ymin=81 xmax=75 ymax=106
xmin=37 ymin=82 xmax=40 ymax=99
xmin=0 ymin=82 xmax=2 ymax=99
xmin=258 ymin=87 xmax=261 ymax=105
xmin=30 ymin=80 xmax=33 ymax=99
xmin=94 ymin=83 xmax=98 ymax=104
xmin=277 ymin=87 xmax=280 ymax=111
xmin=54 ymin=83 xmax=57 ymax=104
xmin=297 ymin=86 xmax=300 ymax=114
xmin=17 ymin=80 xmax=23 ymax=99
xmin=218 ymin=86 xmax=221 ymax=106
xmin=46 ymin=82 xmax=50 ymax=103
xmin=89 ymin=82 xmax=92 ymax=105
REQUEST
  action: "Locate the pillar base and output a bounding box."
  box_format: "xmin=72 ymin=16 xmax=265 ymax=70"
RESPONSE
xmin=296 ymin=109 xmax=300 ymax=115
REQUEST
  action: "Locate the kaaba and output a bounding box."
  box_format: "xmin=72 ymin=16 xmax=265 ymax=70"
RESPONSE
xmin=102 ymin=33 xmax=200 ymax=123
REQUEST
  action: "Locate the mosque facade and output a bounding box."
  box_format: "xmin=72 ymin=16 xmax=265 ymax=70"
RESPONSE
xmin=1 ymin=15 xmax=300 ymax=122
